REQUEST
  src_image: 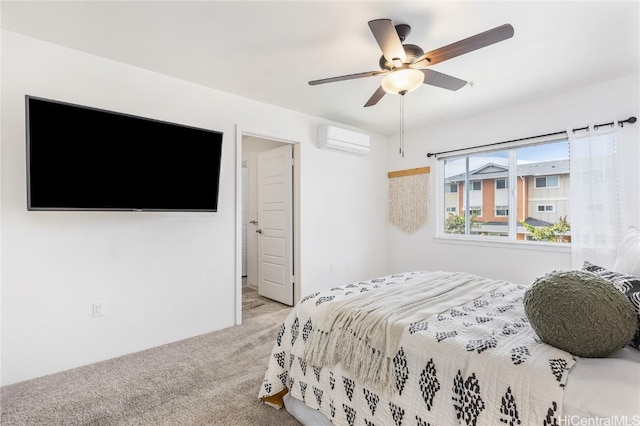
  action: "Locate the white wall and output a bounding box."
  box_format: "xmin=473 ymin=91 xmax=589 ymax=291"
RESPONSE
xmin=0 ymin=31 xmax=388 ymax=385
xmin=387 ymin=74 xmax=640 ymax=285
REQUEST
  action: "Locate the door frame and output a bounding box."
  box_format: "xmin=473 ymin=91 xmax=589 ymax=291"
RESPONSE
xmin=235 ymin=125 xmax=301 ymax=325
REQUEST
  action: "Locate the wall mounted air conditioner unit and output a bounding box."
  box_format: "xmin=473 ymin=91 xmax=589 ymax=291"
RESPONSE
xmin=317 ymin=125 xmax=370 ymax=156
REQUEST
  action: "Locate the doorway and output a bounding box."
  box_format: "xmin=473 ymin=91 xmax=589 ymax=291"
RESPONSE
xmin=235 ymin=126 xmax=300 ymax=324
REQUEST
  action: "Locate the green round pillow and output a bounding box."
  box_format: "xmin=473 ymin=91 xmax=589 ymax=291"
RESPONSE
xmin=523 ymin=270 xmax=637 ymax=357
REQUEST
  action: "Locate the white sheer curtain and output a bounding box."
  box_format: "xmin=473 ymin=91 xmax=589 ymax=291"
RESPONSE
xmin=569 ymin=130 xmax=626 ymax=270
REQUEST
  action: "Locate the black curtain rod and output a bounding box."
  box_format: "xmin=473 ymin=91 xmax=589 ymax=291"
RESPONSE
xmin=426 ymin=116 xmax=637 ymax=158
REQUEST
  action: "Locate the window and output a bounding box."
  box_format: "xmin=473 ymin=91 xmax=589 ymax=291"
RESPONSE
xmin=469 ymin=206 xmax=482 ymax=216
xmin=441 ymin=140 xmax=570 ymax=242
xmin=537 ymin=204 xmax=554 ymax=212
xmin=535 ymin=176 xmax=559 ymax=188
xmin=445 ymin=183 xmax=458 ymax=193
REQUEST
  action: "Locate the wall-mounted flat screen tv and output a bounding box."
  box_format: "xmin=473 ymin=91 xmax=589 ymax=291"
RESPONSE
xmin=26 ymin=96 xmax=223 ymax=212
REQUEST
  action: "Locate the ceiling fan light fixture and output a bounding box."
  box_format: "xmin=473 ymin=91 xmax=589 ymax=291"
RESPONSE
xmin=381 ymin=68 xmax=424 ymax=94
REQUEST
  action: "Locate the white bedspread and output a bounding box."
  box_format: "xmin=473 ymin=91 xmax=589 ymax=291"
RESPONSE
xmin=260 ymin=271 xmax=578 ymax=426
xmin=304 ymin=271 xmax=508 ymax=393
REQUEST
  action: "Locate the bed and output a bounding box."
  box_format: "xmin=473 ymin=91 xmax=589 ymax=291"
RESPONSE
xmin=259 ymin=270 xmax=640 ymax=426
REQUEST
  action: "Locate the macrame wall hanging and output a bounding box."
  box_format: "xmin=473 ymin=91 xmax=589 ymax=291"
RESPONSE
xmin=388 ymin=166 xmax=430 ymax=234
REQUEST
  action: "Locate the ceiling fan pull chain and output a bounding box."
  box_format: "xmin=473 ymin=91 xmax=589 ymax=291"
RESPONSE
xmin=399 ymin=94 xmax=402 ymax=155
xmin=400 ymin=93 xmax=405 ymax=157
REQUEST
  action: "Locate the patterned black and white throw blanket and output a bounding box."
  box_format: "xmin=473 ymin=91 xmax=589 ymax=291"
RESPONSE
xmin=259 ymin=271 xmax=576 ymax=426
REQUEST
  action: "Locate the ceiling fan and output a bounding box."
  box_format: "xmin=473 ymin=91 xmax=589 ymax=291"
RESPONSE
xmin=309 ymin=19 xmax=515 ymax=107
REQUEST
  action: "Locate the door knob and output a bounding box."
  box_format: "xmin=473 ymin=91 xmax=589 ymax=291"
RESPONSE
xmin=256 ymin=229 xmax=263 ymax=234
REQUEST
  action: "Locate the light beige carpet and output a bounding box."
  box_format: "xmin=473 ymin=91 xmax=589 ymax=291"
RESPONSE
xmin=1 ymin=308 xmax=301 ymax=426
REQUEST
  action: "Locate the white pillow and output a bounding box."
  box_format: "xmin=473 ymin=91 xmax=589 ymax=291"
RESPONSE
xmin=614 ymin=226 xmax=640 ymax=276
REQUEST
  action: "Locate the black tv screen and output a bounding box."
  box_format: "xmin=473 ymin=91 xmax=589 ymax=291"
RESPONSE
xmin=26 ymin=96 xmax=223 ymax=212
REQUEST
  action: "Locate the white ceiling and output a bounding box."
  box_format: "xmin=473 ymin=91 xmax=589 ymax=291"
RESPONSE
xmin=2 ymin=1 xmax=638 ymax=135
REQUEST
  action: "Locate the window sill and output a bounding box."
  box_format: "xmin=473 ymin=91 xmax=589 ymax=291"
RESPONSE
xmin=434 ymin=235 xmax=571 ymax=253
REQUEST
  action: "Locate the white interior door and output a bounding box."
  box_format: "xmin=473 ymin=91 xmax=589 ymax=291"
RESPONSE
xmin=257 ymin=144 xmax=293 ymax=306
xmin=245 ymin=154 xmax=258 ymax=288
xmin=241 ymin=162 xmax=248 ymax=277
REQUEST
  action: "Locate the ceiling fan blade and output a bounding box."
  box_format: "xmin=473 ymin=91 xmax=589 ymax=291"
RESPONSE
xmin=309 ymin=70 xmax=385 ymax=86
xmin=413 ymin=23 xmax=514 ymax=67
xmin=368 ymin=19 xmax=406 ymax=65
xmin=421 ymin=69 xmax=467 ymax=91
xmin=364 ymin=86 xmax=386 ymax=107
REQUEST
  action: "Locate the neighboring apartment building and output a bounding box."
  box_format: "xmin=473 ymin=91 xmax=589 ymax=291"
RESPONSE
xmin=444 ymin=160 xmax=570 ymax=240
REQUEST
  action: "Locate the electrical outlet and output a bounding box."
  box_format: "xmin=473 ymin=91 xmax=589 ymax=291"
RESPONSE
xmin=93 ymin=301 xmax=106 ymax=317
